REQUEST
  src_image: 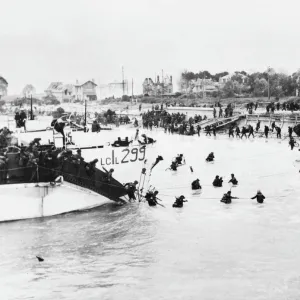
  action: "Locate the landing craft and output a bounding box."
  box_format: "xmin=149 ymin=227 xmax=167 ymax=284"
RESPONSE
xmin=0 ymin=129 xmax=147 ymax=222
xmin=293 ymin=124 xmax=300 ymax=136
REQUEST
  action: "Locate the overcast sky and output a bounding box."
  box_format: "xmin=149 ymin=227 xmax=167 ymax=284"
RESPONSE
xmin=1 ymin=0 xmax=300 ymax=95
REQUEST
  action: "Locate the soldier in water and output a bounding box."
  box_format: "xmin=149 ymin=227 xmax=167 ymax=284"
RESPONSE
xmin=251 ymin=190 xmax=265 ymax=203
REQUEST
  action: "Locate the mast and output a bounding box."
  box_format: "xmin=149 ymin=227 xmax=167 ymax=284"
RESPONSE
xmin=132 ymin=78 xmax=134 ymax=101
xmin=122 ymin=66 xmax=125 ymax=96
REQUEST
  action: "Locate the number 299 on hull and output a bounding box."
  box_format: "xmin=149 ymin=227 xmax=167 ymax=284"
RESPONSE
xmin=99 ymin=146 xmax=146 ymax=166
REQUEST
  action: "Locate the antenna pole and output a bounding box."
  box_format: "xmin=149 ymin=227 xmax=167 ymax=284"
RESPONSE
xmin=122 ymin=66 xmax=125 ymax=96
xmin=132 ymin=78 xmax=134 ymax=101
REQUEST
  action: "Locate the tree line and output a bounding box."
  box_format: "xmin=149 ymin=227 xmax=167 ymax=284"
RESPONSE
xmin=180 ymin=69 xmax=300 ymax=98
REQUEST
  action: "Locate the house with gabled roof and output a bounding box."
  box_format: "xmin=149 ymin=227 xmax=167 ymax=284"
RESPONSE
xmin=74 ymin=79 xmax=97 ymax=101
xmin=45 ymin=82 xmax=73 ymax=101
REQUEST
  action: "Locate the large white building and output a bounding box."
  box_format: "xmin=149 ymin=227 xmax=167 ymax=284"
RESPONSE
xmin=74 ymin=79 xmax=98 ymax=101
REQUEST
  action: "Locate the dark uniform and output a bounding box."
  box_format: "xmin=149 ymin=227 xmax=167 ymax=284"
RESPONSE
xmin=275 ymin=126 xmax=281 ymax=138
xmin=251 ymin=191 xmax=265 ymax=203
xmin=220 ymin=191 xmax=238 ymax=204
xmin=170 ymin=161 xmax=178 ymax=171
xmin=206 ymin=152 xmax=214 ymax=162
xmin=191 ymin=179 xmax=201 ymax=190
xmin=228 ymin=174 xmax=238 ymax=185
xmin=229 ymin=127 xmax=234 ymax=138
xmin=173 ymin=195 xmax=187 ymax=208
xmin=145 ymin=191 xmax=159 ymax=206
xmin=124 ymin=180 xmax=138 ymax=201
xmin=241 ymin=127 xmax=247 ymax=139
xmin=248 ymin=125 xmax=254 ymax=138
xmin=175 ymin=154 xmax=184 ymax=165
xmin=235 ymin=126 xmax=240 ymax=138
xmin=264 ymin=126 xmax=269 ymax=138
xmin=213 ymin=176 xmax=223 ymax=187
xmin=289 ymin=138 xmax=295 ymax=150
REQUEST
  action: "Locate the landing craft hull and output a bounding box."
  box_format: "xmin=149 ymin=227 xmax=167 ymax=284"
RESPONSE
xmin=0 ymin=182 xmax=118 ymax=222
xmin=294 ymin=124 xmax=300 ymax=136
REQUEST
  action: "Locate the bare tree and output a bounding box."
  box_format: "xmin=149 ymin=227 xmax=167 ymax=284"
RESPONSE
xmin=22 ymin=84 xmax=36 ymax=98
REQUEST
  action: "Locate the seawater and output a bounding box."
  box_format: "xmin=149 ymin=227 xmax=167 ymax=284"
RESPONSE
xmin=1 ymin=121 xmax=300 ymax=299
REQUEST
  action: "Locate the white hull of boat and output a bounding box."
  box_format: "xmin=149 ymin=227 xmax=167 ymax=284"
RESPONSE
xmin=0 ymin=182 xmax=117 ymax=222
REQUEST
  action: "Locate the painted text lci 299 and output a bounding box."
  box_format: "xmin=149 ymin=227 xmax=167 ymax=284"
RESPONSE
xmin=99 ymin=146 xmax=146 ymax=166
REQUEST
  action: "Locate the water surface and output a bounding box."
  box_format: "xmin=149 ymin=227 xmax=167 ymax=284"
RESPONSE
xmin=1 ymin=125 xmax=300 ymax=300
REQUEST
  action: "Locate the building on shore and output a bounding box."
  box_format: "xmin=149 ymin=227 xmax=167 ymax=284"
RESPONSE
xmin=74 ymin=79 xmax=97 ymax=101
xmin=189 ymin=78 xmax=218 ymax=93
xmin=143 ymin=75 xmax=173 ymax=96
xmin=45 ymin=82 xmax=73 ymax=102
xmin=0 ymin=76 xmax=8 ymax=99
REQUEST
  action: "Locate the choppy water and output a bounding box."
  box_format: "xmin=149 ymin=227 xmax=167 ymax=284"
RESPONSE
xmin=1 ymin=120 xmax=300 ymax=299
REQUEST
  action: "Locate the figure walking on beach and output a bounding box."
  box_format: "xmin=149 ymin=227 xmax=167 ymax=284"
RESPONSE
xmin=205 ymin=126 xmax=211 ymax=136
xmin=264 ymin=126 xmax=269 ymax=138
xmin=219 ymin=108 xmax=223 ymax=118
xmin=235 ymin=126 xmax=240 ymax=138
xmin=256 ymin=121 xmax=260 ymax=132
xmin=275 ymin=126 xmax=281 ymax=138
xmin=197 ymin=125 xmax=201 ymax=136
xmin=212 ymin=126 xmax=216 ymax=137
xmin=288 ymin=126 xmax=293 ymax=138
xmin=228 ymin=126 xmax=234 ymax=138
xmin=241 ymin=127 xmax=247 ymax=139
xmin=289 ymin=137 xmax=295 ymax=150
xmin=248 ymin=125 xmax=255 ymax=138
